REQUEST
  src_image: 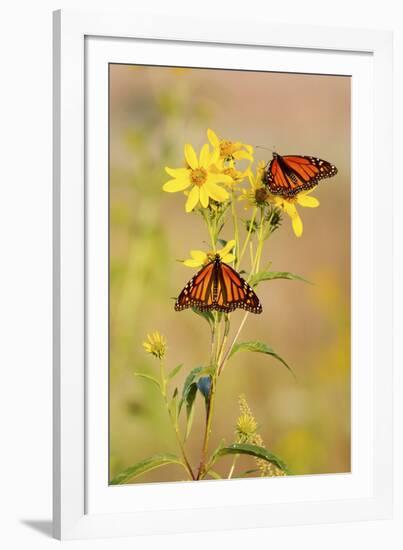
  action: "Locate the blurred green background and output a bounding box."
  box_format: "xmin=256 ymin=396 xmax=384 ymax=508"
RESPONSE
xmin=109 ymin=64 xmax=351 ymax=483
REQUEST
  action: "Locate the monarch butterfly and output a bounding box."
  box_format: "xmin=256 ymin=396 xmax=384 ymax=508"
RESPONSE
xmin=175 ymin=254 xmax=262 ymax=314
xmin=264 ymin=152 xmax=338 ymax=197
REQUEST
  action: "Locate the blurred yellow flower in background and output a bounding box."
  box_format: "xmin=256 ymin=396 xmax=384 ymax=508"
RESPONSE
xmin=142 ymin=331 xmax=167 ymax=360
xmin=163 ymin=143 xmax=232 ymax=212
xmin=183 ymin=239 xmax=236 ymax=267
xmin=207 ymin=128 xmax=254 ymax=162
xmin=269 ymin=190 xmax=320 ymax=238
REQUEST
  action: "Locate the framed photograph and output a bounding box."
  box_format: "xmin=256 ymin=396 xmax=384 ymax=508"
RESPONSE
xmin=53 ymin=9 xmax=393 ymax=540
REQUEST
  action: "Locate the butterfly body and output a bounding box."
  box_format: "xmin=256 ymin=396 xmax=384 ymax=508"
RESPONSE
xmin=264 ymin=152 xmax=337 ymax=197
xmin=175 ymin=254 xmax=262 ymax=314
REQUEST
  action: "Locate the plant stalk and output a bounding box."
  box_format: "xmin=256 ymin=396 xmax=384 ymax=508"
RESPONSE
xmin=160 ymin=360 xmax=195 ymax=480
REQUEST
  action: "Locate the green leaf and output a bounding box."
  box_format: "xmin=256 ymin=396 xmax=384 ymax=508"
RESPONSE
xmin=179 ymin=366 xmax=203 ymax=439
xmin=213 ymin=443 xmax=288 ymax=474
xmin=110 ymin=454 xmax=183 ymax=484
xmin=185 ymin=383 xmax=198 ymax=439
xmin=167 ymin=363 xmax=184 ymax=380
xmin=169 ymin=388 xmax=179 ymax=422
xmin=249 ymin=270 xmax=311 ymax=287
xmin=229 ymin=341 xmax=294 ymax=377
xmin=197 ymin=376 xmax=212 ymax=408
xmin=191 ymin=308 xmax=215 ymax=327
xmin=133 ymin=372 xmax=161 ymax=389
xmin=179 ymin=366 xmax=203 ymax=413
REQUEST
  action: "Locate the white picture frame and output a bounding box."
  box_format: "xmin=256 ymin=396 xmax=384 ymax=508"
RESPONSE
xmin=53 ymin=9 xmax=393 ymax=540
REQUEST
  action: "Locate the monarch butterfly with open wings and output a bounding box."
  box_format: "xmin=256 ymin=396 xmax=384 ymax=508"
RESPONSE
xmin=264 ymin=152 xmax=337 ymax=197
xmin=175 ymin=254 xmax=262 ymax=314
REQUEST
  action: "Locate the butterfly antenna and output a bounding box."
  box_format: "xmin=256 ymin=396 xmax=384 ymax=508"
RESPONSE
xmin=256 ymin=145 xmax=276 ymax=154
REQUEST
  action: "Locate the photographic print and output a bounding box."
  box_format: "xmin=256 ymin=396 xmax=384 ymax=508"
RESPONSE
xmin=109 ymin=65 xmax=350 ymax=485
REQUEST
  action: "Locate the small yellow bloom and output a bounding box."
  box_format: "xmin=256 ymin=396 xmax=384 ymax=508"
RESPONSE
xmin=163 ymin=144 xmax=232 ymax=212
xmin=207 ymin=128 xmax=254 ymax=162
xmin=183 ymin=240 xmax=236 ymax=268
xmin=269 ymin=189 xmax=320 ymax=238
xmin=142 ymin=331 xmax=167 ymax=359
xmin=236 ymin=394 xmax=286 ymax=477
xmin=236 ymin=413 xmax=258 ymax=440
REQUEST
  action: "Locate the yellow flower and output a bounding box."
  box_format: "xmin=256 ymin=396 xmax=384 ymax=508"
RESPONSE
xmin=239 ymin=161 xmax=267 ymax=209
xmin=142 ymin=331 xmax=167 ymax=359
xmin=163 ymin=144 xmax=232 ymax=212
xmin=269 ymin=190 xmax=320 ymax=238
xmin=236 ymin=394 xmax=286 ymax=477
xmin=236 ymin=413 xmax=258 ymax=440
xmin=215 ymin=161 xmax=249 ymax=188
xmin=183 ymin=240 xmax=236 ymax=268
xmin=207 ymin=128 xmax=254 ymax=162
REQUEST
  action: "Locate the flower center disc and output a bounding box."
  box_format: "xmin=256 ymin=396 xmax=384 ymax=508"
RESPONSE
xmin=255 ymin=188 xmax=268 ymax=203
xmin=219 ymin=140 xmax=234 ymax=157
xmin=191 ymin=168 xmax=207 ymax=186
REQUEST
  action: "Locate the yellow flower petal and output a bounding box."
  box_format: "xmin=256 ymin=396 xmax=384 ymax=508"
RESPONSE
xmin=218 ymin=239 xmax=236 ymax=257
xmin=297 ymin=194 xmax=320 ymax=208
xmin=184 ymin=258 xmax=204 ymax=267
xmin=184 ymin=249 xmax=206 ymax=267
xmin=184 ymin=144 xmax=198 ymax=169
xmin=284 ymin=203 xmax=303 ymax=237
xmin=185 ymin=185 xmax=200 ymax=212
xmin=199 ymin=185 xmax=209 ymax=208
xmin=209 ymin=147 xmax=220 ymax=166
xmin=163 ymin=178 xmax=191 ymax=192
xmin=222 ymin=253 xmax=235 ymax=264
xmin=165 ymin=167 xmax=190 ymax=178
xmin=292 ymin=215 xmax=303 ymax=237
xmin=206 ymin=173 xmax=233 ymax=185
xmin=191 ymin=250 xmax=207 ymax=262
xmin=233 ymin=150 xmax=253 ymax=161
xmin=207 ymin=128 xmax=220 ymax=148
xmin=199 ymin=144 xmax=210 ymax=168
xmin=205 ymin=181 xmax=229 ymax=202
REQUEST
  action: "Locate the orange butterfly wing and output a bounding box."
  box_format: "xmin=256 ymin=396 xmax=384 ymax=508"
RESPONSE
xmin=175 ymin=262 xmax=214 ymax=311
xmin=216 ymin=263 xmax=262 ymax=314
xmin=265 ymin=153 xmax=337 ymax=197
xmin=175 ymin=257 xmax=262 ymax=314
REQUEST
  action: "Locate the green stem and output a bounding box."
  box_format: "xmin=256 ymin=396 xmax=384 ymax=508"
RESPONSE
xmin=227 ymin=455 xmax=239 ymax=479
xmin=160 ymin=361 xmax=195 ymax=480
xmin=216 ymin=315 xmax=230 ymax=367
xmin=237 ymin=206 xmax=257 ymax=269
xmin=203 ymin=209 xmax=216 ymax=251
xmin=210 ymin=316 xmax=216 ymax=359
xmin=197 ymin=371 xmax=217 ymax=480
xmin=218 ymin=214 xmax=266 ymax=377
xmin=217 ymin=311 xmax=249 ymax=376
xmin=249 ymin=210 xmax=265 ymax=279
xmin=197 ymin=311 xmax=218 ymax=479
xmin=215 ymin=314 xmax=222 ymax=360
xmin=231 ymin=191 xmax=240 ymax=265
